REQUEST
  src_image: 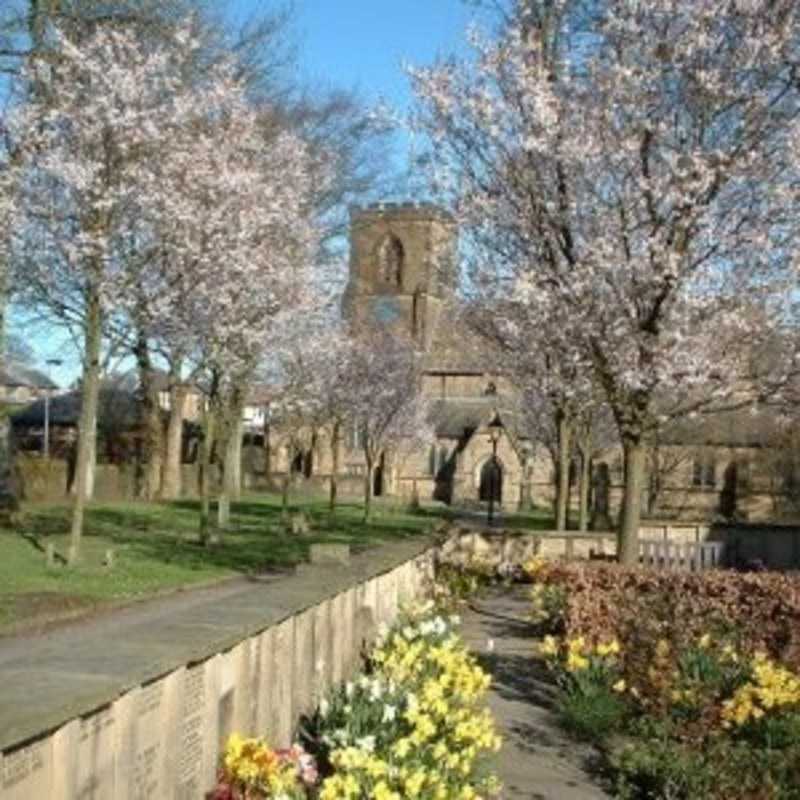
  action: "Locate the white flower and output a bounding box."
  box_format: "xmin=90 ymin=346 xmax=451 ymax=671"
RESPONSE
xmin=319 ymin=698 xmax=330 ymax=716
xmin=345 ymin=681 xmax=355 ymax=698
xmin=402 ymin=625 xmax=418 ymax=640
xmin=356 ymin=735 xmax=376 ymax=753
xmin=382 ymin=704 xmax=397 ymax=722
xmin=370 ymin=680 xmax=384 ymax=701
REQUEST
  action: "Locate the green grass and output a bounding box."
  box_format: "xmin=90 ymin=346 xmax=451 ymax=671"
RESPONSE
xmin=0 ymin=493 xmax=441 ymax=634
xmin=502 ymin=507 xmax=558 ymax=531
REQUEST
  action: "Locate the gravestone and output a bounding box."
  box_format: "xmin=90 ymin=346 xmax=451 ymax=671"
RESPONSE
xmin=313 ymin=601 xmax=333 ymax=700
xmin=309 ymin=544 xmax=350 ymax=565
xmin=1 ymin=739 xmax=52 ymax=799
xmin=292 ymin=611 xmax=315 ymax=718
xmin=175 ymin=659 xmax=219 ymax=800
xmin=270 ymin=618 xmax=295 ymax=747
xmin=115 ymin=672 xmax=181 ymax=800
xmin=254 ymin=629 xmax=275 ymax=736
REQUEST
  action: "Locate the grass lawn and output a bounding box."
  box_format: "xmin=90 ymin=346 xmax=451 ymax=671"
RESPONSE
xmin=0 ymin=493 xmax=443 ymax=635
xmin=502 ymin=507 xmax=558 ymax=531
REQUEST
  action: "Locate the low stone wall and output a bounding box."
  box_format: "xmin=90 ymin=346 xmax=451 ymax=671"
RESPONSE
xmin=440 ymin=527 xmax=617 ymax=565
xmin=441 ymin=523 xmax=800 ymax=571
xmin=0 ymin=539 xmax=435 ymax=800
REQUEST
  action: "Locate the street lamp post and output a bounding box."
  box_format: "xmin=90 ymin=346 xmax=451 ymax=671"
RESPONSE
xmin=43 ymin=359 xmax=62 ymax=459
xmin=487 ymin=418 xmax=503 ymax=527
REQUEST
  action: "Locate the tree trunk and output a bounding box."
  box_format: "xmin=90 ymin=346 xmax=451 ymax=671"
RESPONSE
xmin=68 ymin=293 xmax=102 ymax=565
xmin=161 ymin=382 xmax=187 ymax=500
xmin=555 ymin=410 xmax=571 ymax=531
xmin=217 ymin=425 xmax=238 ymax=529
xmin=579 ymin=451 xmax=591 ymax=532
xmin=133 ymin=332 xmax=163 ymax=501
xmin=216 ymin=387 xmax=244 ymax=530
xmin=199 ymin=402 xmax=216 ymax=544
xmin=0 ymin=252 xmax=18 ymax=518
xmin=281 ymin=474 xmax=290 ymax=521
xmin=618 ymin=435 xmax=646 ymax=565
xmin=228 ymin=415 xmax=243 ymax=502
xmin=263 ymin=419 xmax=271 ymax=481
xmin=329 ymin=420 xmax=341 ymax=514
xmin=363 ymin=458 xmax=373 ymax=523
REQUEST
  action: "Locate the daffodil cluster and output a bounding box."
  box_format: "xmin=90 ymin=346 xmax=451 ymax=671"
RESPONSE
xmin=529 ymin=582 xmax=567 ymax=630
xmin=214 ymin=735 xmax=316 ymax=799
xmin=538 ymin=635 xmax=621 ymax=673
xmin=317 ymin=610 xmax=502 ymax=799
xmin=721 ymin=652 xmax=800 ymax=727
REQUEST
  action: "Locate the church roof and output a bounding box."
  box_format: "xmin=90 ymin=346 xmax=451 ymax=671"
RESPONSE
xmin=428 ymin=396 xmax=528 ymax=440
xmin=423 ymin=310 xmax=498 ymax=374
xmin=660 ymin=406 xmax=781 ymax=448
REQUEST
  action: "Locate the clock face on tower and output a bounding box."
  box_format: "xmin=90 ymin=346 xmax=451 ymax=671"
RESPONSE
xmin=371 ymin=296 xmax=402 ymax=326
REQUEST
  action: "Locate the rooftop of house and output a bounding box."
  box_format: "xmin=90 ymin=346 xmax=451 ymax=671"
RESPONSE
xmin=0 ymin=362 xmax=59 ymax=391
xmin=11 ymin=387 xmax=137 ymax=428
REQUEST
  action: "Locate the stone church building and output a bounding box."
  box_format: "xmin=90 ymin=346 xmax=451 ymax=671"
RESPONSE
xmin=344 ymin=201 xmax=533 ymax=509
xmin=270 ymin=201 xmax=534 ymax=510
xmin=266 ymin=201 xmax=798 ymax=523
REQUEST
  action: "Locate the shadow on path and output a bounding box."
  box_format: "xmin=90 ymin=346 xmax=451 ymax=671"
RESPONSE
xmin=460 ymin=586 xmax=611 ymax=800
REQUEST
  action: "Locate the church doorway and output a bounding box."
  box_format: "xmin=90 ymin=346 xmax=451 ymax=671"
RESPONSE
xmin=479 ymin=458 xmax=502 ymax=503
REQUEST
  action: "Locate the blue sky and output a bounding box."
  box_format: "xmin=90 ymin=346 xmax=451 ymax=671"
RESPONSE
xmin=234 ymin=0 xmax=477 ymax=107
xmin=16 ymin=0 xmax=484 ymax=385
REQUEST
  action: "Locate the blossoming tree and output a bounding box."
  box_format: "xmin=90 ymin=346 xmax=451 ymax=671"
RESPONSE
xmin=148 ymin=73 xmax=320 ymax=537
xmin=343 ymin=325 xmax=431 ymax=522
xmin=8 ymin=25 xmax=209 ymax=562
xmin=411 ymin=0 xmax=800 ymax=561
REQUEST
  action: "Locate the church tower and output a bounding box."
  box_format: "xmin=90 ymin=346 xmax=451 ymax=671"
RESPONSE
xmin=344 ymin=202 xmax=457 ymax=350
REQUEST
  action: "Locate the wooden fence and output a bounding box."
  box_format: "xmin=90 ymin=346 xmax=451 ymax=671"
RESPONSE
xmin=639 ymin=539 xmax=725 ymax=571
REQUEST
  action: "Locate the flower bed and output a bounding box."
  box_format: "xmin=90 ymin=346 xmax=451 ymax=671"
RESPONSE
xmin=212 ymin=604 xmax=502 ymax=799
xmin=525 ymin=558 xmax=800 ymax=798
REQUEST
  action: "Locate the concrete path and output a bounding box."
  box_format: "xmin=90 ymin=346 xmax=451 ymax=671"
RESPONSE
xmin=0 ymin=538 xmax=431 ymax=752
xmin=460 ymin=587 xmax=611 ymax=800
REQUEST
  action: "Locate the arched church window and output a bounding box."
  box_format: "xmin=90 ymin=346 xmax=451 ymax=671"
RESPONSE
xmin=377 ymin=235 xmax=404 ymax=287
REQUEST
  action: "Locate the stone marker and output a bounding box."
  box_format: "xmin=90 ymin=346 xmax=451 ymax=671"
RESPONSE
xmin=330 ymin=593 xmax=348 ymax=686
xmin=376 ymin=571 xmax=398 ymax=627
xmin=1 ymin=738 xmax=52 ymax=800
xmin=253 ymin=629 xmax=275 ymax=737
xmin=175 ymin=658 xmax=219 ymax=800
xmin=288 ymin=512 xmax=311 ymax=536
xmin=270 ymin=618 xmax=295 ymax=748
xmin=115 ymin=672 xmax=180 ymax=800
xmin=337 ymin=590 xmax=357 ymax=682
xmin=218 ymin=645 xmax=247 ymax=745
xmin=292 ymin=610 xmax=315 ymax=720
xmin=313 ymin=601 xmax=333 ymax=699
xmin=72 ymin=706 xmax=116 ymax=799
xmin=309 ymin=544 xmax=350 ymax=565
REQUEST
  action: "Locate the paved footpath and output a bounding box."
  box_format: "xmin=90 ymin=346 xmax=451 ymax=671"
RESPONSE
xmin=460 ymin=587 xmax=611 ymax=800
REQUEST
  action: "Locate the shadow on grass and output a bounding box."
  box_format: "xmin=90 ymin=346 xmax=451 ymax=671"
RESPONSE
xmin=11 ymin=494 xmax=438 ymax=577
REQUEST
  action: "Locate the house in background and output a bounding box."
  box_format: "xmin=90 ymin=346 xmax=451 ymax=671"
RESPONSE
xmin=0 ymin=362 xmax=59 ymax=409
